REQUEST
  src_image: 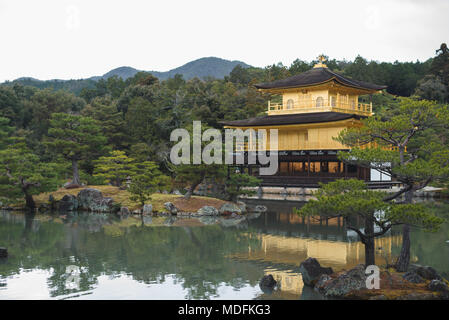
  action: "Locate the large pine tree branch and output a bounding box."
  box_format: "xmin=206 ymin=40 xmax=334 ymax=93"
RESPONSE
xmin=382 ymin=184 xmax=413 ymax=202
xmin=346 ymin=224 xmax=367 ymax=242
xmin=373 ymin=224 xmax=393 ymax=237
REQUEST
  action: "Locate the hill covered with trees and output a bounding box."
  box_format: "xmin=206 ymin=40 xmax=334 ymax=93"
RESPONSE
xmin=0 ymin=44 xmax=448 ymax=209
xmin=2 ymin=57 xmax=251 ymax=92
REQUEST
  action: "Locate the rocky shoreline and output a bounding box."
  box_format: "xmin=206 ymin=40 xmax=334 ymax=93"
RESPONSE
xmin=297 ymin=257 xmax=449 ymax=300
xmin=1 ymin=187 xmax=268 ymax=223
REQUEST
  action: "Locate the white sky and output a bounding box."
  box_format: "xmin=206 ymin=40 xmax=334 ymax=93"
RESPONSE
xmin=0 ymin=0 xmax=448 ymax=82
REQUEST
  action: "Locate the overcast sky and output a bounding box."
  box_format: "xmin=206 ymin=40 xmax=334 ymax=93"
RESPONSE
xmin=0 ymin=0 xmax=448 ymax=82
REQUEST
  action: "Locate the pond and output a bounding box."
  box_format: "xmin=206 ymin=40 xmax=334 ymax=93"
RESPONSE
xmin=1 ymin=199 xmax=448 ymax=300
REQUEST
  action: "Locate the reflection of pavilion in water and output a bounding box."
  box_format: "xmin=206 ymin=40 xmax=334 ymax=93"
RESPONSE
xmin=230 ymin=209 xmax=403 ymax=298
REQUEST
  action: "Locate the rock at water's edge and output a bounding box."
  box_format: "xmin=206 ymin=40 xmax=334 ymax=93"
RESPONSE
xmin=219 ymin=203 xmax=242 ymax=215
xmin=299 ymin=257 xmax=334 ymax=286
xmin=254 ymin=205 xmax=267 ymax=213
xmin=259 ymin=275 xmax=277 ymax=293
xmin=58 ymin=194 xmax=78 ymax=211
xmin=195 ymin=206 xmax=219 ymax=216
xmin=314 ymin=274 xmax=333 ymax=294
xmin=164 ymin=202 xmax=178 ymax=215
xmin=316 ymin=264 xmax=366 ymax=297
xmin=77 ymin=188 xmax=114 ymax=212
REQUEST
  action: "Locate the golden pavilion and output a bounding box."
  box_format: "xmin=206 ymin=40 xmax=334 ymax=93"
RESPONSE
xmin=222 ymin=56 xmax=387 ymax=187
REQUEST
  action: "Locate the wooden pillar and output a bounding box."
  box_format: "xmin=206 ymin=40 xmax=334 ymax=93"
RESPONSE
xmin=307 ymin=155 xmax=310 ymax=177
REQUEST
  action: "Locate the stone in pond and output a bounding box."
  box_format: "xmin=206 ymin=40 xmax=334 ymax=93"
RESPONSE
xmin=219 ymin=203 xmax=241 ymax=215
xmin=259 ymin=275 xmax=277 ymax=294
xmin=58 ymin=194 xmax=78 ymax=211
xmin=299 ymin=257 xmax=333 ymax=286
xmin=77 ymin=188 xmax=114 ymax=212
xmin=254 ymin=205 xmax=267 ymax=213
xmin=164 ymin=202 xmax=178 ymax=214
xmin=317 ymin=264 xmax=366 ymax=297
xmin=196 ymin=206 xmax=219 ymax=216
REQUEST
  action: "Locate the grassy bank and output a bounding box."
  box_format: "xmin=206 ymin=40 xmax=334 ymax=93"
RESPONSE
xmin=33 ymin=185 xmax=228 ymax=212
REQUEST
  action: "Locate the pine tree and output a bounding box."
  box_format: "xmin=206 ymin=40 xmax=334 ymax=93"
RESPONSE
xmin=93 ymin=150 xmax=137 ymax=187
xmin=46 ymin=113 xmax=107 ymax=186
xmin=0 ymin=146 xmax=60 ymax=209
xmin=128 ymin=161 xmax=170 ymax=208
xmin=296 ymin=179 xmax=443 ymax=266
xmin=335 ymin=97 xmax=449 ymax=271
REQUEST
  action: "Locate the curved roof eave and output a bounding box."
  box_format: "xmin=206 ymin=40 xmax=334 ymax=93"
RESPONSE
xmin=220 ymin=111 xmax=366 ymax=127
xmin=256 ymin=78 xmax=386 ymax=92
xmin=254 ymin=68 xmax=387 ymax=92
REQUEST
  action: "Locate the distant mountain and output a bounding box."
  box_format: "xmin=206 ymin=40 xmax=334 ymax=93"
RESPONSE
xmin=149 ymin=57 xmax=251 ymax=81
xmin=99 ymin=66 xmax=140 ymax=80
xmin=2 ymin=57 xmax=251 ymax=93
xmin=99 ymin=57 xmax=250 ymax=81
xmin=15 ymin=77 xmax=43 ymax=82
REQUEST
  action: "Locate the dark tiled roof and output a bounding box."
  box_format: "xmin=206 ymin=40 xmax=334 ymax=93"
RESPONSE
xmin=255 ymin=67 xmax=387 ymax=91
xmin=221 ymin=112 xmax=365 ymax=127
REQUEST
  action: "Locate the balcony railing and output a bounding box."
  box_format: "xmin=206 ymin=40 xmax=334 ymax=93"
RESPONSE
xmin=267 ymin=99 xmax=372 ymax=116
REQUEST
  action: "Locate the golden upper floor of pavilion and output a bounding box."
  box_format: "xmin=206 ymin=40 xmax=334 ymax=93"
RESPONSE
xmin=256 ymin=57 xmax=386 ymax=116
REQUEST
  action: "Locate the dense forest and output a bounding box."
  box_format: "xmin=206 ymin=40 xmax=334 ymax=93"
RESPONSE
xmin=0 ymin=44 xmax=448 ymax=208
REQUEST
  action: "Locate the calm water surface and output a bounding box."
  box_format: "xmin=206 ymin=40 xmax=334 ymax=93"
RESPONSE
xmin=1 ymin=199 xmax=448 ymax=300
